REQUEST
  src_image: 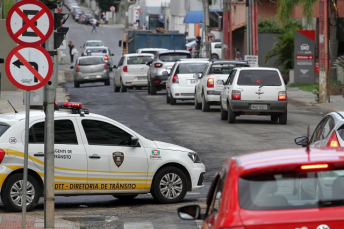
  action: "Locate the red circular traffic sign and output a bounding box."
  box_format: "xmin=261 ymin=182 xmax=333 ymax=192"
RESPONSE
xmin=5 ymin=46 xmax=53 ymax=91
xmin=110 ymin=6 xmax=115 ymax=12
xmin=6 ymin=0 xmax=53 ymax=46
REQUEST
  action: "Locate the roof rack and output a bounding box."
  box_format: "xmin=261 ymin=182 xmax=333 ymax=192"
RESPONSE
xmin=54 ymin=102 xmax=89 ymax=117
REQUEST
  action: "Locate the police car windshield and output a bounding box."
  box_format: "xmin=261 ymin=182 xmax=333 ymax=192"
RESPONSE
xmin=177 ymin=63 xmax=208 ymax=74
xmin=0 ymin=124 xmax=10 ymax=137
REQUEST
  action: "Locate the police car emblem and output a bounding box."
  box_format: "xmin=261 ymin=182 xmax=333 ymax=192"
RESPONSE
xmin=113 ymin=152 xmax=124 ymax=167
xmin=316 ymin=225 xmax=330 ymax=229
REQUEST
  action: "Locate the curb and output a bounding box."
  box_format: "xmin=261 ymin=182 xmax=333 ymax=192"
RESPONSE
xmin=288 ymin=98 xmax=336 ymax=115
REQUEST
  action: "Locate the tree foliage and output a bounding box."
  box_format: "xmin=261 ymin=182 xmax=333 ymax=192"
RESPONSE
xmin=277 ymin=0 xmax=317 ymax=26
xmin=95 ymin=0 xmax=119 ymax=12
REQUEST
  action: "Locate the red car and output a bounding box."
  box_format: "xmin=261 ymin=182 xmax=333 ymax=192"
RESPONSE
xmin=178 ymin=148 xmax=344 ymax=228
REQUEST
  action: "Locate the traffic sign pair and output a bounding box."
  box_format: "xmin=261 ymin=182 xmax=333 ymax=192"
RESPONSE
xmin=5 ymin=0 xmax=54 ymax=90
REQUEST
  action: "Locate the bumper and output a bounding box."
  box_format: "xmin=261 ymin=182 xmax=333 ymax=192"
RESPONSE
xmin=189 ymin=163 xmax=206 ymax=191
xmin=171 ymin=85 xmax=195 ymax=100
xmin=206 ymin=90 xmax=221 ymax=102
xmin=75 ymin=72 xmax=109 ymax=83
xmin=230 ymin=100 xmax=288 ymax=113
xmin=123 ymin=74 xmax=148 ymax=87
xmin=151 ymin=75 xmax=168 ymax=88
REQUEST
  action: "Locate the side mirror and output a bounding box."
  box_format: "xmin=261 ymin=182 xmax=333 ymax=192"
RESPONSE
xmin=111 ymin=53 xmax=114 ymax=56
xmin=146 ymin=61 xmax=152 ymax=66
xmin=70 ymin=66 xmax=74 ymax=69
xmin=177 ymin=205 xmax=203 ymax=220
xmin=131 ymin=136 xmax=139 ymax=147
xmin=162 ymin=71 xmax=169 ymax=76
xmin=295 ymin=136 xmax=308 ymax=147
xmin=113 ymin=65 xmax=117 ymax=69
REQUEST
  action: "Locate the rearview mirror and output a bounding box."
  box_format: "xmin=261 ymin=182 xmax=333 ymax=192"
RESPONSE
xmin=131 ymin=137 xmax=139 ymax=147
xmin=162 ymin=71 xmax=169 ymax=76
xmin=177 ymin=205 xmax=203 ymax=220
xmin=146 ymin=61 xmax=152 ymax=66
xmin=113 ymin=65 xmax=117 ymax=69
xmin=111 ymin=53 xmax=114 ymax=56
xmin=295 ymin=136 xmax=308 ymax=147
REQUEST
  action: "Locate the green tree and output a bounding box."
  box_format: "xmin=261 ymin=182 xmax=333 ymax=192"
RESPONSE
xmin=277 ymin=0 xmax=338 ymax=80
xmin=1 ymin=0 xmax=16 ymax=18
xmin=95 ymin=0 xmax=119 ymax=12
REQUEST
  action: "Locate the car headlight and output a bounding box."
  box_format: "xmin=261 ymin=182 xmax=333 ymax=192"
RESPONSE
xmin=188 ymin=152 xmax=201 ymax=163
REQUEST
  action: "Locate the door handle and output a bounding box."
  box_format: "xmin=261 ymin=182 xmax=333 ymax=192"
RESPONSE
xmin=89 ymin=154 xmax=101 ymax=159
xmin=34 ymin=152 xmax=44 ymax=157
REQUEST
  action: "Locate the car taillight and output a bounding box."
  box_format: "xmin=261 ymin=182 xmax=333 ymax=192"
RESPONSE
xmin=301 ymin=164 xmax=329 ymax=170
xmin=123 ymin=66 xmax=128 ymax=72
xmin=327 ymin=131 xmax=340 ymax=147
xmin=0 ymin=149 xmax=5 ymax=164
xmin=104 ymin=63 xmax=108 ymax=70
xmin=232 ymin=90 xmax=241 ymax=100
xmin=154 ymin=63 xmax=163 ymax=68
xmin=104 ymin=55 xmax=108 ymax=60
xmin=172 ymin=75 xmax=179 ymax=83
xmin=76 ymin=65 xmax=80 ymax=72
xmin=278 ymin=91 xmax=287 ymax=101
xmin=207 ymin=78 xmax=214 ymax=88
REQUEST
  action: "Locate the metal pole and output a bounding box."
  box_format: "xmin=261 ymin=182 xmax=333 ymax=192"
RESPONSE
xmin=249 ymin=0 xmax=252 ymax=55
xmin=222 ymin=0 xmax=229 ymax=60
xmin=22 ymin=90 xmax=30 ymax=229
xmin=204 ymin=0 xmax=210 ymax=58
xmin=43 ymin=8 xmax=56 ymax=229
xmin=319 ymin=0 xmax=329 ymax=103
xmin=246 ymin=1 xmax=250 ymax=56
xmin=229 ymin=0 xmax=232 ymax=59
xmin=125 ymin=0 xmax=129 ymax=29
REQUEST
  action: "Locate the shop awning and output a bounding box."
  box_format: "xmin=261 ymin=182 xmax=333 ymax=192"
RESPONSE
xmin=183 ymin=10 xmax=222 ymax=24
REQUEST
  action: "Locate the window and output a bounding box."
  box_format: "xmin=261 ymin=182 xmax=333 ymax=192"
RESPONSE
xmin=310 ymin=117 xmax=333 ymax=143
xmin=337 ymin=124 xmax=344 ymax=141
xmin=225 ymin=70 xmax=236 ymax=85
xmin=237 ymin=70 xmax=282 ymax=86
xmin=159 ymin=53 xmax=191 ymax=62
xmin=0 ymin=124 xmax=10 ymax=137
xmin=127 ymin=56 xmax=154 ymax=65
xmin=214 ymin=44 xmax=221 ymax=48
xmin=29 ymin=120 xmax=78 ymax=144
xmin=117 ymin=57 xmax=124 ymax=67
xmin=79 ymin=57 xmax=103 ymax=65
xmin=239 ymin=169 xmax=344 ymax=210
xmin=176 ymin=63 xmax=208 ymax=74
xmin=82 ymin=120 xmax=132 ymax=146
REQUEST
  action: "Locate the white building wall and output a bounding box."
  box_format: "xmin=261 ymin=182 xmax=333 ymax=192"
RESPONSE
xmin=146 ymin=0 xmax=171 ymax=7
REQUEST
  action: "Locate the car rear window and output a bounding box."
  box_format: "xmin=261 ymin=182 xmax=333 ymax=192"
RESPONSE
xmin=0 ymin=124 xmax=10 ymax=137
xmin=239 ymin=169 xmax=344 ymax=210
xmin=86 ymin=42 xmax=103 ymax=47
xmin=79 ymin=57 xmax=103 ymax=65
xmin=159 ymin=53 xmax=191 ymax=62
xmin=237 ymin=70 xmax=282 ymax=86
xmin=209 ymin=64 xmax=249 ymax=74
xmin=127 ymin=56 xmax=153 ymax=65
xmin=176 ymin=63 xmax=208 ymax=74
xmin=141 ymin=51 xmax=158 ymax=56
xmin=337 ymin=124 xmax=344 ymax=141
xmin=87 ymin=48 xmax=107 ymax=54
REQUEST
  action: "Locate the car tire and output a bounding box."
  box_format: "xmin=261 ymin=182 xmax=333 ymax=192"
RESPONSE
xmin=74 ymin=81 xmax=80 ymax=88
xmin=113 ymin=194 xmax=138 ymax=201
xmin=120 ymin=78 xmax=127 ymax=92
xmin=194 ymin=92 xmax=201 ymax=109
xmin=147 ymin=80 xmax=151 ymax=94
xmin=114 ymin=82 xmax=120 ymax=92
xmin=151 ymin=167 xmax=187 ymax=204
xmin=220 ymin=101 xmax=228 ymax=120
xmin=170 ymin=92 xmax=177 ymax=105
xmin=150 ymin=84 xmax=157 ymax=95
xmin=1 ymin=173 xmax=41 ymax=212
xmin=271 ymin=114 xmax=279 ymax=122
xmin=201 ymin=93 xmax=210 ymax=112
xmin=166 ymin=92 xmax=170 ymax=103
xmin=211 ymin=54 xmax=219 ymax=60
xmin=110 ymin=67 xmax=113 ymax=72
xmin=227 ymin=102 xmax=236 ymax=123
xmin=104 ymin=79 xmax=110 ymax=86
xmin=279 ymin=111 xmax=287 ymax=125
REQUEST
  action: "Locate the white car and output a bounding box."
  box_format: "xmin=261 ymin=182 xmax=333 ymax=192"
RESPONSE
xmin=220 ymin=67 xmax=288 ymax=124
xmin=165 ymin=59 xmax=209 ymax=105
xmin=210 ymin=42 xmax=222 ymax=60
xmin=114 ymin=53 xmax=154 ymax=92
xmin=80 ymin=40 xmax=105 ymax=55
xmin=0 ymin=103 xmax=205 ymax=212
xmin=136 ymin=48 xmax=168 ymax=57
xmin=194 ymin=60 xmax=250 ymax=112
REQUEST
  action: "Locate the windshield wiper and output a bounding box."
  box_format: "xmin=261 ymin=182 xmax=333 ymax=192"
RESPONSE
xmin=318 ymin=199 xmax=344 ymax=207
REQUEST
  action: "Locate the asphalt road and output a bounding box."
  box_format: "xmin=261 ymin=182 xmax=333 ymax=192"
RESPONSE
xmin=0 ymin=11 xmax=326 ymax=228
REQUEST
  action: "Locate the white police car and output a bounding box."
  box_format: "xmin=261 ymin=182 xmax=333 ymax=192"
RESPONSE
xmin=0 ymin=102 xmax=205 ymax=212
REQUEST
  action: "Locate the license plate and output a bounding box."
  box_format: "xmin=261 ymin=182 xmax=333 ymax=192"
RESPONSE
xmin=138 ymin=76 xmax=146 ymax=80
xmin=251 ymin=104 xmax=267 ymax=110
xmin=189 ymin=79 xmax=197 ymax=84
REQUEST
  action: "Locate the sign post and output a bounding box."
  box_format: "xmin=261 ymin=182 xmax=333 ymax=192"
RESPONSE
xmin=6 ymin=1 xmax=53 ymax=228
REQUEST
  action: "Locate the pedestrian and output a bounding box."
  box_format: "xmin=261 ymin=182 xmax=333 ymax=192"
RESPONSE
xmin=142 ymin=23 xmax=147 ymax=30
xmin=68 ymin=41 xmax=73 ymax=64
xmin=235 ymin=48 xmax=242 ymax=60
xmin=91 ymin=17 xmax=97 ymax=33
xmin=135 ymin=11 xmax=140 ymax=27
xmin=71 ymin=45 xmax=78 ymax=64
xmin=133 ymin=21 xmax=138 ymax=30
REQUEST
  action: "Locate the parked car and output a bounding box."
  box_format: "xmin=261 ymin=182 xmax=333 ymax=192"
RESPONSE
xmin=178 ymin=147 xmax=344 ymax=228
xmin=295 ymin=111 xmax=344 ymax=147
xmin=113 ymin=53 xmax=154 ymax=92
xmin=210 ymin=42 xmax=222 ymax=60
xmin=165 ymin=59 xmax=209 ymax=105
xmin=82 ymin=47 xmax=114 ymax=71
xmin=220 ymin=67 xmax=288 ymax=124
xmin=71 ymin=7 xmax=82 ymax=20
xmin=82 ymin=14 xmax=95 ymax=25
xmin=194 ymin=60 xmax=250 ymax=112
xmin=147 ymin=50 xmax=191 ymax=95
xmin=72 ymin=56 xmax=110 ymax=87
xmin=136 ymin=48 xmax=168 ymax=58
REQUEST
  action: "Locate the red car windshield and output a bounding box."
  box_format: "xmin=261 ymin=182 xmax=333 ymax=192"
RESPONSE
xmin=239 ymin=169 xmax=344 ymax=210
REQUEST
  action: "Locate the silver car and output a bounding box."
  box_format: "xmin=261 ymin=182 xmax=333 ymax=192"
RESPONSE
xmin=147 ymin=50 xmax=191 ymax=95
xmin=295 ymin=111 xmax=344 ymax=147
xmin=73 ymin=56 xmax=110 ymax=88
xmin=83 ymin=47 xmax=114 ymax=71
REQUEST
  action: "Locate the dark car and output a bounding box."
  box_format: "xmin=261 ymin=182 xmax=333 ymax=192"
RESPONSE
xmin=83 ymin=14 xmax=94 ymax=25
xmin=146 ymin=50 xmax=191 ymax=95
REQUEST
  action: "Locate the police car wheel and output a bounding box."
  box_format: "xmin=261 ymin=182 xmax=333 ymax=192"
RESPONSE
xmin=1 ymin=173 xmax=41 ymax=212
xmin=151 ymin=167 xmax=187 ymax=204
xmin=113 ymin=194 xmax=138 ymax=200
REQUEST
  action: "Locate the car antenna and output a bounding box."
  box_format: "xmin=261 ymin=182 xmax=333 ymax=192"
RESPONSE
xmin=7 ymin=100 xmax=18 ymax=113
xmin=306 ymin=125 xmax=310 ymax=159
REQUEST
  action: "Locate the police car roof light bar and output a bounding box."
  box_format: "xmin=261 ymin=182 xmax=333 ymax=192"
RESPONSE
xmin=54 ymin=102 xmax=89 ymax=116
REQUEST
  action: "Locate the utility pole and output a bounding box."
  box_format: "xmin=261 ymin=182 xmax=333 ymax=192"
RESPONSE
xmin=251 ymin=0 xmax=258 ymax=55
xmin=125 ymin=0 xmax=129 ymax=29
xmin=222 ymin=0 xmax=229 ymax=59
xmin=319 ymin=0 xmax=329 ymax=103
xmin=203 ymin=0 xmax=210 ymax=58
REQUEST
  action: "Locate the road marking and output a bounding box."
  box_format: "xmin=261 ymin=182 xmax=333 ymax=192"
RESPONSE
xmin=124 ymin=222 xmax=154 ymax=229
